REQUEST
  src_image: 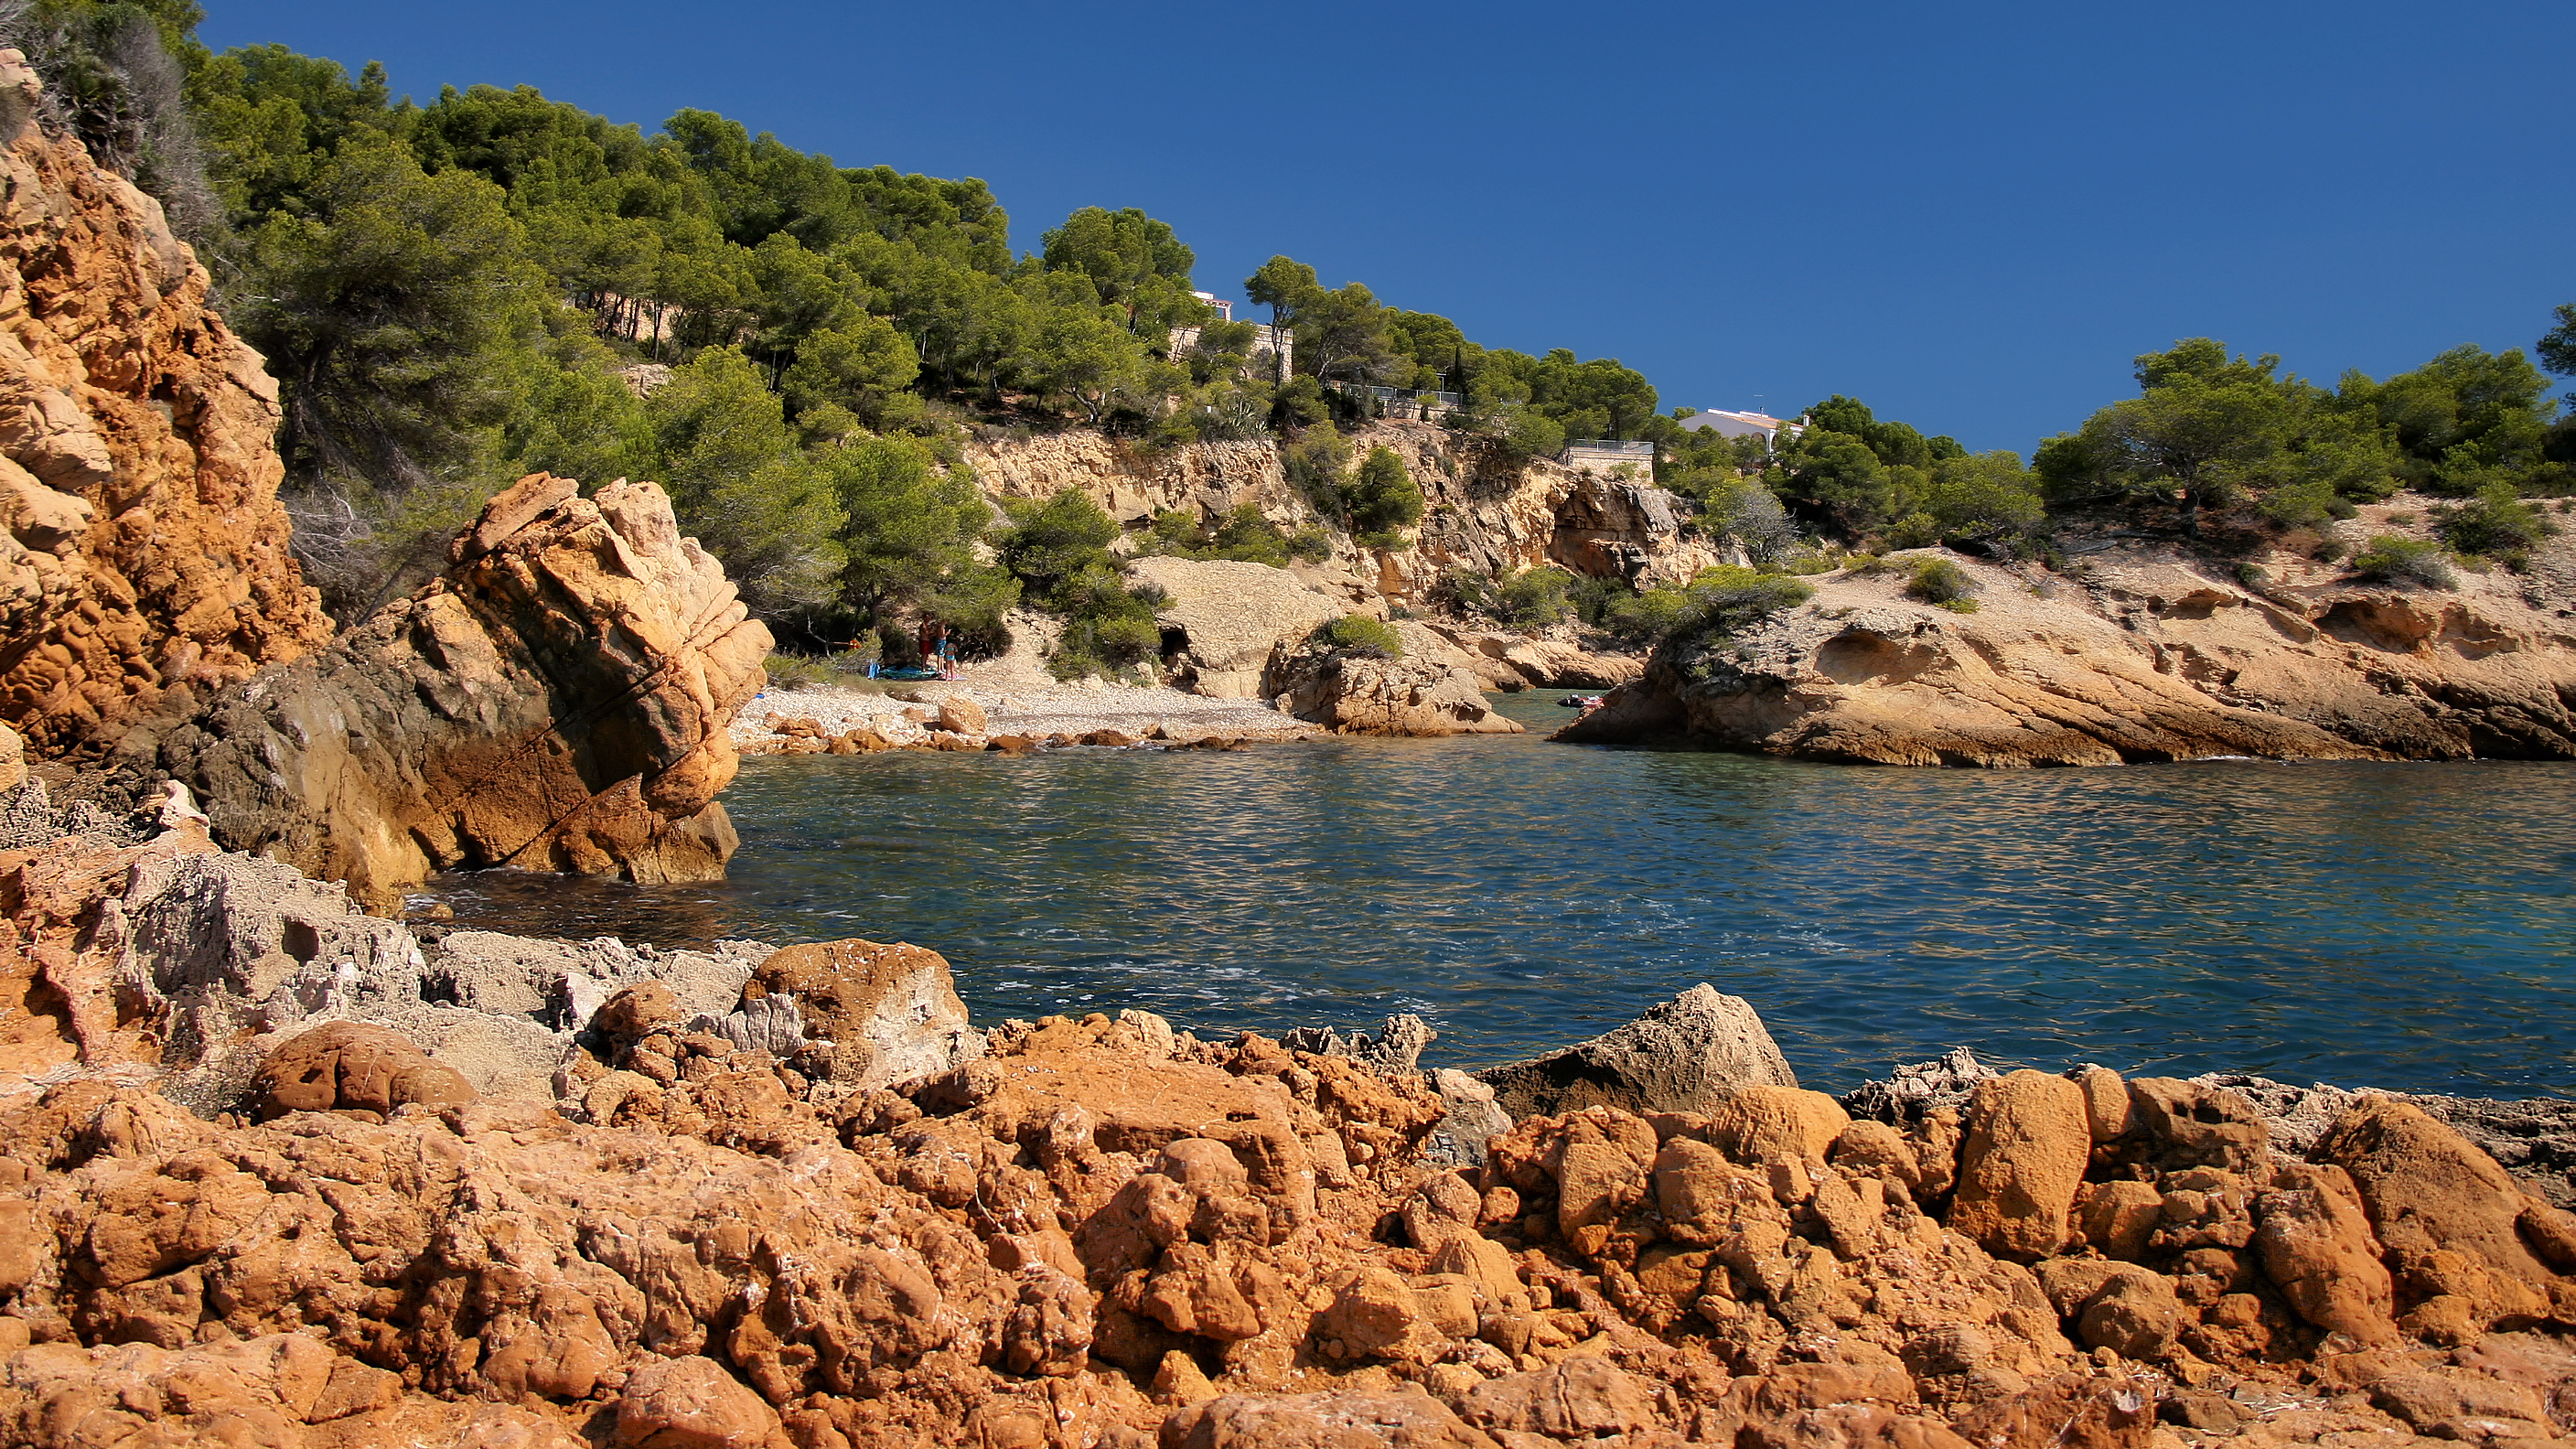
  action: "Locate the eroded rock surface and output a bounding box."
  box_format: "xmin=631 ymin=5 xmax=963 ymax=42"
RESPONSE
xmin=9 ymin=975 xmax=2572 ymax=1447
xmin=966 ymin=421 xmax=1723 ymax=609
xmin=4 ymin=824 xmax=2574 ymax=1445
xmin=1477 ymin=983 xmax=1799 ymax=1120
xmin=1264 ymin=621 xmax=1524 ymax=737
xmin=1130 ymin=555 xmax=1348 ymax=699
xmin=128 ymin=473 xmax=771 ymax=909
xmin=1560 ymin=537 xmax=2576 ymax=765
xmin=0 ymin=52 xmax=330 ymax=757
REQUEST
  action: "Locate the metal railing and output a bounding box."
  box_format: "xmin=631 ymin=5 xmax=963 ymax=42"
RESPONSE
xmin=1562 ymin=438 xmax=1656 ymax=456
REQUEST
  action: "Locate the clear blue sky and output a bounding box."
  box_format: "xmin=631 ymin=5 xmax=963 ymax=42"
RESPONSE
xmin=199 ymin=0 xmax=2572 ymax=455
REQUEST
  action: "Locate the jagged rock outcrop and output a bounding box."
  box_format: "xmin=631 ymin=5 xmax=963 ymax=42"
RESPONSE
xmin=0 ymin=51 xmax=331 ymax=757
xmin=123 ymin=473 xmax=771 ymax=909
xmin=1263 ymin=620 xmax=1523 ymax=736
xmin=4 ymin=822 xmax=2576 ymax=1444
xmin=6 ymin=918 xmax=2576 ymax=1446
xmin=0 ymin=822 xmax=792 ymax=1114
xmin=1560 ymin=533 xmax=2576 ymax=764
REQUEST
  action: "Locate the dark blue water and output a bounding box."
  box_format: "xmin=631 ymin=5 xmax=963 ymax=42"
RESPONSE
xmin=428 ymin=692 xmax=2576 ymax=1096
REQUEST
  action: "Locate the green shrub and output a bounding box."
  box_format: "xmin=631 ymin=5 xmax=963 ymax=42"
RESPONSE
xmin=1883 ymin=512 xmax=1942 ymax=550
xmin=1287 ymin=527 xmax=1333 ymax=564
xmin=1346 ymin=446 xmax=1424 ymax=538
xmin=1505 ymin=412 xmax=1565 ymax=460
xmin=2259 ymin=478 xmax=2357 ymax=529
xmin=763 ymin=652 xmax=832 ymax=689
xmin=1316 ymin=613 xmax=1402 ymax=660
xmin=2351 ymin=535 xmax=2456 ymax=588
xmin=1905 ymin=555 xmax=1978 ymax=605
xmin=1937 ymin=597 xmax=1980 ymax=614
xmin=1605 ymin=565 xmax=1813 ymax=644
xmin=1282 ymin=423 xmax=1351 ymax=518
xmin=2436 ymin=483 xmax=2553 ymax=560
xmin=1445 ymin=566 xmax=1573 ymax=629
xmin=1567 ymin=574 xmax=1635 ymax=628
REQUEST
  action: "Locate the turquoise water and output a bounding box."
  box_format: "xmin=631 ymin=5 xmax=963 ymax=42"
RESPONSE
xmin=431 ymin=691 xmax=2576 ymax=1096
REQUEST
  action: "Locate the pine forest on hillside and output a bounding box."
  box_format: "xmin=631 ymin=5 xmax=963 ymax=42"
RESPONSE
xmin=8 ymin=0 xmax=2576 ymax=678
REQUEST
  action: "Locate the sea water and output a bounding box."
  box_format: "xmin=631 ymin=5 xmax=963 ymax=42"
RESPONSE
xmin=428 ymin=691 xmax=2576 ymax=1096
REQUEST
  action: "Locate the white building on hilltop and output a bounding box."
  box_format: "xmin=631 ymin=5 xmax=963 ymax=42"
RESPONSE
xmin=1170 ymin=292 xmax=1292 ymax=378
xmin=1680 ymin=408 xmax=1794 ymax=444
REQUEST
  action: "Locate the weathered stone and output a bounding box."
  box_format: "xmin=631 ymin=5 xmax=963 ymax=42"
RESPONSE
xmin=1163 ymin=1390 xmax=1500 ymax=1449
xmin=1476 ymin=983 xmax=1797 ymax=1119
xmin=0 ymin=53 xmax=332 ymax=760
xmin=1263 ymin=620 xmax=1525 ymax=737
xmin=2318 ymin=1098 xmax=2567 ymax=1331
xmin=2122 ymin=1077 xmax=2272 ymax=1178
xmin=1949 ymin=1070 xmax=2091 ymax=1262
xmin=1554 ymin=544 xmax=2576 ymax=767
xmin=134 ymin=476 xmax=770 ymax=911
xmin=2255 ymin=1161 xmax=2398 ymax=1343
xmin=1131 ymin=555 xmax=1349 ymax=698
xmin=744 ymin=938 xmax=982 ymax=1086
xmin=1701 ymin=1084 xmax=1852 ymax=1165
xmin=613 ymin=1354 xmax=787 ymax=1448
xmin=256 ymin=1021 xmax=477 ymax=1118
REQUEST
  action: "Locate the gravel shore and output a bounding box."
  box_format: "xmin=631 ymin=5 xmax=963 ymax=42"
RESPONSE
xmin=733 ymin=677 xmax=1318 ymax=751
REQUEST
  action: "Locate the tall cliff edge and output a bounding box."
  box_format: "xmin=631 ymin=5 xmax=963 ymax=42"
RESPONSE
xmin=0 ymin=50 xmax=329 ymax=758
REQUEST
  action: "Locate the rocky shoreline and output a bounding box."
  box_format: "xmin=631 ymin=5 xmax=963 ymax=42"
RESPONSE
xmin=1558 ymin=516 xmax=2576 ymax=766
xmin=3 ymin=791 xmax=2574 ymax=1446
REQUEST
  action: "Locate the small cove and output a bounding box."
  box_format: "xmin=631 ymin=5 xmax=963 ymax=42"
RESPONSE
xmin=428 ymin=691 xmax=2576 ymax=1097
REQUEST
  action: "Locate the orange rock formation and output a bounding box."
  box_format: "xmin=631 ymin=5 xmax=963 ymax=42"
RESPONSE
xmin=0 ymin=50 xmax=329 ymax=758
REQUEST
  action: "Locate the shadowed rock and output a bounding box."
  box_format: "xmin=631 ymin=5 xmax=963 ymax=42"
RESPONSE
xmin=1473 ymin=982 xmax=1796 ymax=1119
xmin=127 ymin=474 xmax=771 ymax=911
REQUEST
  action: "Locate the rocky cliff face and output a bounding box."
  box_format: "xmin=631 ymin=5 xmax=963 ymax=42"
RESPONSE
xmin=123 ymin=473 xmax=771 ymax=910
xmin=965 ymin=421 xmax=1723 ymax=606
xmin=0 ymin=52 xmax=329 ymax=758
xmin=1562 ymin=531 xmax=2576 ymax=766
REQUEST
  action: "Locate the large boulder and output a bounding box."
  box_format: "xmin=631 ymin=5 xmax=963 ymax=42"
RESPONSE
xmin=0 ymin=826 xmax=766 ymax=1112
xmin=131 ymin=474 xmax=772 ymax=911
xmin=1948 ymin=1069 xmax=2091 ymax=1261
xmin=1474 ymin=983 xmax=1797 ymax=1120
xmin=255 ymin=1021 xmax=477 ymax=1119
xmin=1264 ymin=620 xmax=1523 ymax=737
xmin=742 ymin=938 xmax=982 ymax=1086
xmin=2317 ymin=1097 xmax=2575 ymax=1333
xmin=0 ymin=53 xmax=332 ymax=758
xmin=1131 ymin=555 xmax=1347 ymax=699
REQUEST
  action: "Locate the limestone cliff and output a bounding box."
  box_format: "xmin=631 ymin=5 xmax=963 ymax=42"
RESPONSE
xmin=0 ymin=52 xmax=329 ymax=757
xmin=964 ymin=420 xmax=1722 ymax=605
xmin=125 ymin=473 xmax=771 ymax=910
xmin=1561 ymin=522 xmax=2576 ymax=765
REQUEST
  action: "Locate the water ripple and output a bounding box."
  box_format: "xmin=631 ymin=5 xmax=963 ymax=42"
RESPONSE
xmin=427 ymin=692 xmax=2576 ymax=1096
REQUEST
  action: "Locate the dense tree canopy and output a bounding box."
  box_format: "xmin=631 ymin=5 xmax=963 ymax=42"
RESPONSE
xmin=19 ymin=5 xmax=2568 ymax=651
